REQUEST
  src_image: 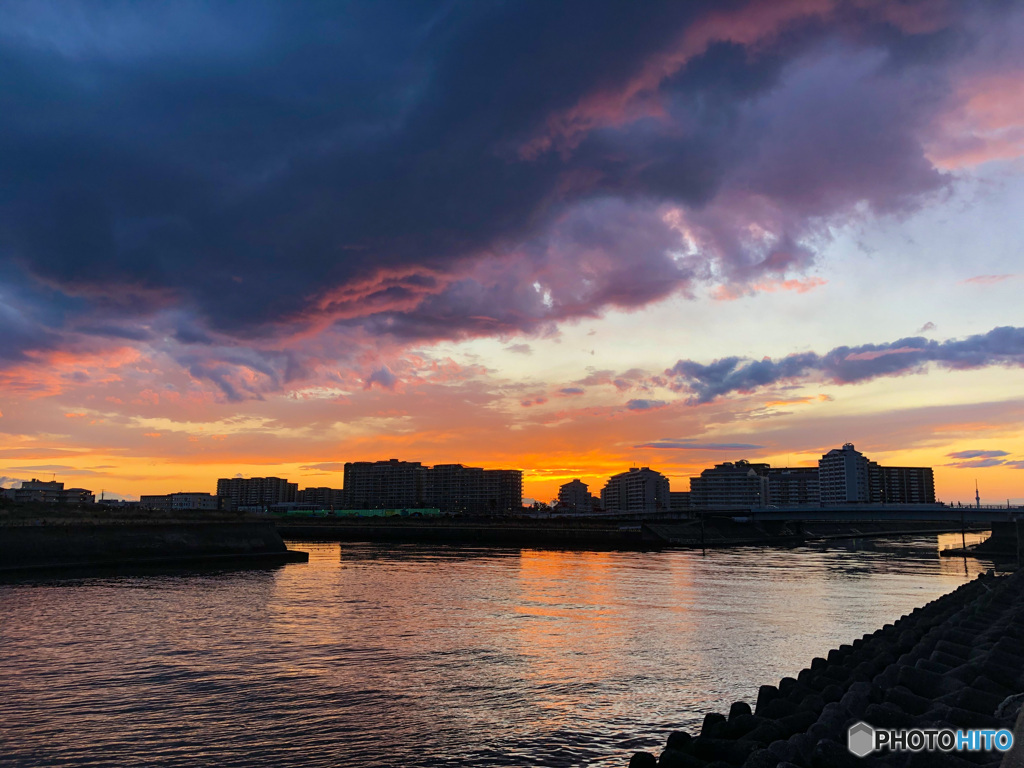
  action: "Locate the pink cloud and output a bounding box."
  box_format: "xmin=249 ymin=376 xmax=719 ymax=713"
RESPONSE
xmin=962 ymin=274 xmax=1017 ymax=285
xmin=712 ymin=276 xmax=827 ymax=301
xmin=927 ymin=70 xmax=1024 ymax=169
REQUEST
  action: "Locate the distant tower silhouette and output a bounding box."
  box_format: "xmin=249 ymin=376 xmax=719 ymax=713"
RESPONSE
xmin=975 ymin=479 xmax=981 ymax=509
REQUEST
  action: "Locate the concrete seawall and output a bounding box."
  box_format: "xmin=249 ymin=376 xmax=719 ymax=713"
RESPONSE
xmin=0 ymin=520 xmax=308 ymax=572
xmin=276 ymin=516 xmax=983 ymax=550
xmin=628 ymin=569 xmax=1024 ymax=767
xmin=277 ymin=517 xmax=659 ymax=548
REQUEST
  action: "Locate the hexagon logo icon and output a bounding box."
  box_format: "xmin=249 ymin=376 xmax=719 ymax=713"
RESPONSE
xmin=848 ymin=721 xmax=876 ymax=758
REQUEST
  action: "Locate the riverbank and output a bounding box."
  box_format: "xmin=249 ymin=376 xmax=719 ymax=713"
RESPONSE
xmin=0 ymin=516 xmax=308 ymax=573
xmin=275 ymin=515 xmax=986 ymax=550
xmin=628 ymin=568 xmax=1024 ymax=767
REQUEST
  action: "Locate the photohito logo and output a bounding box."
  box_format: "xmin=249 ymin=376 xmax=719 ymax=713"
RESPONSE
xmin=847 ymin=721 xmax=1014 ymax=757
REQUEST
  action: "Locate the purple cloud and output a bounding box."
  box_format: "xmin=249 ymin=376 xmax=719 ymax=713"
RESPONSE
xmin=948 ymin=450 xmax=1010 ymax=459
xmin=626 ymin=399 xmax=668 ymax=411
xmin=636 ymin=440 xmax=763 ymax=450
xmin=945 ymin=458 xmax=1008 ymax=469
xmin=559 ymin=387 xmax=585 ymax=396
xmin=365 ymin=366 xmax=398 ymax=391
xmin=668 ymin=326 xmax=1024 ymax=403
xmin=0 ymin=0 xmax=1015 ymax=378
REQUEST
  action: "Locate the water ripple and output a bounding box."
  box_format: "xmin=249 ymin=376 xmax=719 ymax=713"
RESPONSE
xmin=0 ymin=534 xmax=992 ymax=767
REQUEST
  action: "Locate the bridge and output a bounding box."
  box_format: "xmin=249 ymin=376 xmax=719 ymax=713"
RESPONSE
xmin=706 ymin=504 xmax=1023 ymax=524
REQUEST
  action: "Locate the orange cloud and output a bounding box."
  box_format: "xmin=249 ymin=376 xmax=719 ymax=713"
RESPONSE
xmin=712 ymin=277 xmax=827 ymax=301
xmin=0 ymin=346 xmax=142 ymax=398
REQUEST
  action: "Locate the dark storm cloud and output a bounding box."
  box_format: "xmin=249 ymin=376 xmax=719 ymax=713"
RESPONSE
xmin=0 ymin=0 xmax=1007 ymax=362
xmin=668 ymin=326 xmax=1024 ymax=403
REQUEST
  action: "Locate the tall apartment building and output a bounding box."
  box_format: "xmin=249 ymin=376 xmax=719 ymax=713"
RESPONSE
xmin=818 ymin=444 xmax=935 ymax=505
xmin=878 ymin=466 xmax=936 ymax=504
xmin=558 ymin=479 xmax=595 ymax=515
xmin=485 ymin=469 xmax=523 ymax=516
xmin=215 ymin=477 xmax=297 ymax=508
xmin=689 ymin=460 xmax=770 ymax=508
xmin=818 ymin=444 xmax=873 ymax=504
xmin=424 ymin=464 xmax=522 ymax=515
xmin=296 ymin=487 xmax=348 ymax=508
xmin=343 ymin=459 xmax=425 ymax=509
xmin=766 ymin=467 xmax=820 ymax=506
xmin=601 ymin=467 xmax=670 ymax=515
xmin=338 ymin=459 xmax=522 ymax=514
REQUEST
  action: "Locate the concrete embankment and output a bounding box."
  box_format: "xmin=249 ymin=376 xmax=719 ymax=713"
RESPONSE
xmin=277 ymin=516 xmax=983 ymax=550
xmin=277 ymin=516 xmax=660 ymax=548
xmin=628 ymin=569 xmax=1024 ymax=768
xmin=646 ymin=519 xmax=985 ymax=548
xmin=0 ymin=519 xmax=308 ymax=572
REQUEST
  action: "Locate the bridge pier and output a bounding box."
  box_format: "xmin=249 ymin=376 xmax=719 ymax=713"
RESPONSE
xmin=1018 ymin=520 xmax=1023 ymax=567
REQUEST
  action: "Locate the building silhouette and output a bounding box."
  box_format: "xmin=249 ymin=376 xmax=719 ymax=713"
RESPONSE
xmin=2 ymin=479 xmax=94 ymax=505
xmin=818 ymin=444 xmax=872 ymax=503
xmin=296 ymin=487 xmax=348 ymax=508
xmin=216 ymin=477 xmax=297 ymax=508
xmin=877 ymin=466 xmax=935 ymax=504
xmin=140 ymin=492 xmax=219 ymax=511
xmin=601 ymin=467 xmax=670 ymax=515
xmin=767 ymin=467 xmax=820 ymax=506
xmin=343 ymin=459 xmax=523 ymax=514
xmin=557 ymin=479 xmax=597 ymax=515
xmin=425 ymin=465 xmax=522 ymax=515
xmin=344 ymin=459 xmax=425 ymax=509
xmin=690 ymin=460 xmax=770 ymax=507
xmin=818 ymin=444 xmax=935 ymax=505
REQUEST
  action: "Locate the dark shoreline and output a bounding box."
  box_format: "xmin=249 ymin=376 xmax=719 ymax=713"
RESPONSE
xmin=0 ymin=518 xmax=309 ymax=574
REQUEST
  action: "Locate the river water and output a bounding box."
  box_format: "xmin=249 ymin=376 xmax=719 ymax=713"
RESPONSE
xmin=0 ymin=534 xmax=995 ymax=767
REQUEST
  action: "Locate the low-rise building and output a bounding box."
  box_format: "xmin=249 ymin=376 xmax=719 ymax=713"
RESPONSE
xmin=4 ymin=479 xmax=95 ymax=505
xmin=140 ymin=492 xmax=219 ymax=511
xmin=670 ymin=491 xmax=691 ymax=512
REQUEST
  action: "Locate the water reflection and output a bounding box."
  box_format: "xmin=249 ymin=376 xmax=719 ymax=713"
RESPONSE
xmin=0 ymin=534 xmax=1000 ymax=768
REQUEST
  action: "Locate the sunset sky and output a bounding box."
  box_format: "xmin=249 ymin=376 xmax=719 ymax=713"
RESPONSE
xmin=2 ymin=0 xmax=1023 ymax=504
